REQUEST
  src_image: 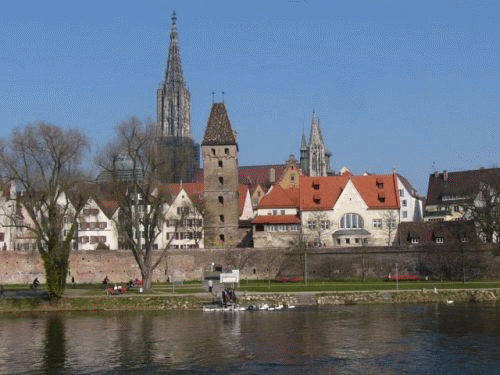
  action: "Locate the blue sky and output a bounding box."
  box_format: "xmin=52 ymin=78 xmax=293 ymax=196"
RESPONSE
xmin=1 ymin=0 xmax=499 ymax=196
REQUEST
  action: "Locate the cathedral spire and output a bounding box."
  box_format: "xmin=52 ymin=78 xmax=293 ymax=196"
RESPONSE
xmin=307 ymin=111 xmax=331 ymax=177
xmin=157 ymin=10 xmax=192 ymax=139
xmin=165 ymin=10 xmax=184 ymax=86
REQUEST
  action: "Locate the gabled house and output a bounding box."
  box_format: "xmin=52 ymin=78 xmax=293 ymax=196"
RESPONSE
xmin=77 ymin=197 xmax=119 ymax=250
xmin=163 ymin=183 xmax=205 ymax=249
xmin=252 ymin=185 xmax=301 ymax=248
xmin=301 ymin=173 xmax=401 ymax=247
xmin=424 ymin=168 xmax=500 ymax=222
xmin=252 ymin=170 xmax=418 ymax=248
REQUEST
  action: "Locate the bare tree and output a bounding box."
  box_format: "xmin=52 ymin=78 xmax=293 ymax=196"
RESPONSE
xmin=465 ymin=178 xmax=500 ymax=245
xmin=97 ymin=116 xmax=182 ymax=292
xmin=0 ymin=122 xmax=89 ymax=298
xmin=304 ymin=211 xmax=332 ymax=247
xmin=382 ymin=210 xmax=398 ymax=246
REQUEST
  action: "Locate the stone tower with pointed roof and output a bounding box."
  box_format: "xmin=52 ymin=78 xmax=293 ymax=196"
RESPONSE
xmin=157 ymin=11 xmax=192 ymax=138
xmin=300 ymin=112 xmax=332 ymax=176
xmin=202 ymin=102 xmax=239 ymax=248
xmin=156 ymin=11 xmax=199 ymax=183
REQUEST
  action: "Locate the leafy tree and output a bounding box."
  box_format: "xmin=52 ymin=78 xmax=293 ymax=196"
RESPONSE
xmin=0 ymin=122 xmax=89 ymax=298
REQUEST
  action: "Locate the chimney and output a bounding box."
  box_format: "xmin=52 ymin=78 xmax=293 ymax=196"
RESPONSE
xmin=434 ymin=170 xmax=439 ymax=178
xmin=269 ymin=168 xmax=276 ymax=184
xmin=443 ymin=170 xmax=448 ymax=182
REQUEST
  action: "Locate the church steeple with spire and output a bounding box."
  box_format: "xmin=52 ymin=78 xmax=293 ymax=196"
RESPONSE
xmin=299 ymin=111 xmax=332 ymax=176
xmin=157 ymin=11 xmax=192 ymax=139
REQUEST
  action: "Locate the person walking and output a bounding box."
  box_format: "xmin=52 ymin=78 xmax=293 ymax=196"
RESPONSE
xmin=208 ymin=279 xmax=213 ymax=294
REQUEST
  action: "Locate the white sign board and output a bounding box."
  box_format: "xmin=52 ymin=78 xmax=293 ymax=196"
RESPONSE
xmin=220 ymin=269 xmax=239 ymax=283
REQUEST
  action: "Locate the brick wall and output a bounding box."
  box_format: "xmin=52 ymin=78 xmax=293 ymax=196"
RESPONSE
xmin=0 ymin=245 xmax=498 ymax=285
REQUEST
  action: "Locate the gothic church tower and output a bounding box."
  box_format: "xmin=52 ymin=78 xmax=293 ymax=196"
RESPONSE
xmin=156 ymin=11 xmax=199 ymax=183
xmin=202 ymin=103 xmax=239 ymax=249
xmin=299 ymin=112 xmax=332 ymax=176
xmin=157 ymin=11 xmax=192 ymax=139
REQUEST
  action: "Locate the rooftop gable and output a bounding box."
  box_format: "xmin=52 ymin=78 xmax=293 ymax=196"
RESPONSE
xmin=426 ymin=168 xmax=500 ymax=206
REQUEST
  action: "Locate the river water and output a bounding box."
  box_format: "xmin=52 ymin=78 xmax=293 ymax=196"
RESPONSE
xmin=2 ymin=303 xmax=500 ymax=374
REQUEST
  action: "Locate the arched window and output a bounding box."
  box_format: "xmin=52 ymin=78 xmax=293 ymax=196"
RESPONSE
xmin=340 ymin=213 xmax=364 ymax=229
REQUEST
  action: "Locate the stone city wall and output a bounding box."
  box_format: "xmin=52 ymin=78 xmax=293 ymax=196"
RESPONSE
xmin=0 ymin=245 xmax=499 ymax=285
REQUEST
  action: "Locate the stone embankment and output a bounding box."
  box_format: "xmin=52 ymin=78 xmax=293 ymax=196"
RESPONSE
xmin=237 ymin=289 xmax=500 ymax=306
xmin=1 ymin=289 xmax=500 ymax=313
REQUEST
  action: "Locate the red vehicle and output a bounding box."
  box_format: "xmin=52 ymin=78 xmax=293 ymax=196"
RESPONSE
xmin=275 ymin=276 xmax=304 ymax=283
xmin=386 ymin=274 xmax=423 ymax=281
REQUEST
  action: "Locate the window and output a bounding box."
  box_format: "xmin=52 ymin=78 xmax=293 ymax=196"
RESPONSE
xmin=386 ymin=219 xmax=397 ymax=229
xmin=399 ymin=189 xmax=404 ymax=197
xmin=218 ymin=160 xmax=223 ymax=168
xmin=355 ymin=238 xmax=360 ymax=244
xmin=435 ymin=237 xmax=444 ymax=244
xmin=372 ymin=219 xmax=382 ymax=229
xmin=0 ymin=233 xmax=4 ymax=242
xmin=219 ymin=234 xmax=225 ymax=242
xmin=219 ymin=215 xmax=225 ymax=223
xmin=402 ymin=200 xmax=407 ymax=207
xmin=177 ymin=207 xmax=190 ymax=215
xmin=219 ymin=177 xmax=224 ymax=184
xmin=320 ymin=220 xmax=331 ymax=230
xmin=454 ymin=205 xmax=460 ymax=212
xmin=308 ymin=221 xmax=317 ymax=230
xmin=402 ymin=211 xmax=408 ymax=219
xmin=224 ymin=148 xmax=229 ymax=155
xmin=345 ymin=238 xmax=350 ymax=244
xmin=218 ymin=196 xmax=224 ymax=204
xmin=268 ymin=225 xmax=276 ymax=232
xmin=281 ymin=210 xmax=285 ymax=215
xmin=411 ymin=237 xmax=419 ymax=244
xmin=211 ymin=148 xmax=216 ymax=155
xmin=340 ymin=213 xmax=364 ymax=229
xmin=273 ymin=210 xmax=278 ymax=215
xmin=336 ymin=239 xmax=341 ymax=245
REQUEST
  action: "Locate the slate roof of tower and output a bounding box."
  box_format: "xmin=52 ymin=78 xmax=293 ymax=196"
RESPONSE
xmin=201 ymin=102 xmax=237 ymax=146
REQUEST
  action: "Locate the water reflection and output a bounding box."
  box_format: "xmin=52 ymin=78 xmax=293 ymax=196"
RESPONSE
xmin=42 ymin=315 xmax=66 ymax=373
xmin=0 ymin=304 xmax=500 ymax=373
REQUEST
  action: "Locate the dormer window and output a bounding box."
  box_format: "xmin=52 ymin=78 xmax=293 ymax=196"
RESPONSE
xmin=312 ymin=178 xmax=320 ymax=190
xmin=376 ymin=178 xmax=384 ymax=189
xmin=378 ymin=192 xmax=385 ymax=203
xmin=313 ymin=194 xmax=321 ymax=204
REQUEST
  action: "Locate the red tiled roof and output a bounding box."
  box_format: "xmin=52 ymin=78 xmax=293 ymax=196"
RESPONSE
xmin=299 ymin=174 xmax=400 ymax=211
xmin=238 ymin=185 xmax=249 ymax=216
xmin=258 ymin=186 xmax=299 ymax=209
xmin=252 ymin=215 xmax=301 ymax=224
xmin=98 ymin=200 xmax=119 ymax=218
xmin=300 ymin=175 xmax=349 ymax=211
xmin=350 ymin=174 xmax=399 ymax=209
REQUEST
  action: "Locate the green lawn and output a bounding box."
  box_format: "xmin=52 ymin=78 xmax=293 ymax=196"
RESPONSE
xmin=16 ymin=279 xmax=500 ymax=297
